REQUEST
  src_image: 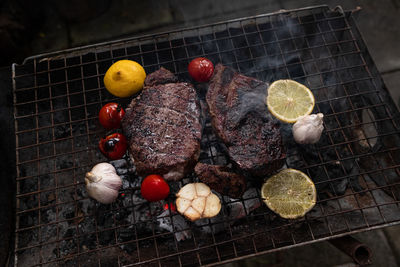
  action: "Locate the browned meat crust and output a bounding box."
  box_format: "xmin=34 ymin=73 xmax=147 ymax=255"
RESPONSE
xmin=122 ymin=68 xmax=201 ymax=181
xmin=195 ymin=163 xmax=246 ymax=199
xmin=206 ymin=64 xmax=285 ymax=177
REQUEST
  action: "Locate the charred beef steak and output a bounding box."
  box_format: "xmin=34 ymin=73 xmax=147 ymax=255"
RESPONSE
xmin=206 ymin=64 xmax=285 ymax=177
xmin=122 ymin=68 xmax=202 ymax=181
xmin=195 ymin=163 xmax=246 ymax=199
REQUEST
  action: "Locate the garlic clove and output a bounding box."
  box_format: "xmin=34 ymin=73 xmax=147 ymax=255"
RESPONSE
xmin=203 ymin=193 xmax=222 ymax=218
xmin=85 ymin=162 xmax=122 ymax=204
xmin=86 ymin=182 xmax=120 ymax=204
xmin=176 ymin=183 xmax=196 ymax=200
xmin=195 ymin=183 xmax=211 ymax=197
xmin=192 ymin=196 xmax=206 ymax=214
xmin=176 ymin=197 xmax=191 ymax=214
xmin=184 ymin=207 xmax=201 ymax=221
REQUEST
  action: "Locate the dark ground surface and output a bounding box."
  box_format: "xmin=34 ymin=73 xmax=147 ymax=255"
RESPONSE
xmin=1 ymin=0 xmax=400 ymax=266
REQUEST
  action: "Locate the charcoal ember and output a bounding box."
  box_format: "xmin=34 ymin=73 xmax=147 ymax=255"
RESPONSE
xmin=71 ymin=122 xmax=87 ymax=135
xmin=118 ymin=226 xmax=135 ymax=242
xmin=109 ymin=158 xmax=141 ymax=191
xmin=60 ymin=238 xmax=78 ymax=257
xmin=121 ymin=179 xmax=131 ymax=190
xmin=282 ymin=122 xmax=361 ymax=196
xmin=167 ymin=182 xmax=180 ymax=196
xmin=41 ymin=224 xmax=57 ymax=242
xmin=79 ymin=198 xmax=93 ymax=215
xmin=110 ymin=158 xmax=137 ymax=176
xmin=79 ymin=234 xmax=97 ymax=250
xmin=95 ymin=205 xmax=115 ymax=227
xmin=56 ymin=157 xmax=73 ymax=170
xmin=110 ymin=158 xmax=128 ymax=170
xmin=194 ymin=214 xmax=225 ymax=234
xmin=194 ymin=188 xmax=261 ymax=234
xmin=225 ymin=188 xmax=261 ymax=219
xmin=156 ymin=210 xmax=191 ymax=241
xmin=62 ymin=206 xmax=77 ymax=225
xmin=118 ymin=226 xmax=138 ymax=253
xmin=98 ymin=230 xmax=114 ymax=246
xmin=55 ymin=125 xmax=71 ymax=139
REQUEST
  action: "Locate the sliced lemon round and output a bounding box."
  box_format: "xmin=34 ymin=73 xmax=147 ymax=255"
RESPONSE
xmin=266 ymin=79 xmax=315 ymax=123
xmin=104 ymin=60 xmax=146 ymax=98
xmin=261 ymin=168 xmax=316 ymax=219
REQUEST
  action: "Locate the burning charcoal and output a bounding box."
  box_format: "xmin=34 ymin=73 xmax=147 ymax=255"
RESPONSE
xmin=225 ymin=188 xmax=261 ymax=220
xmin=156 ymin=209 xmax=191 ymax=242
xmin=63 ymin=207 xmax=76 ymax=221
xmin=95 ymin=205 xmax=115 ymax=228
xmin=118 ymin=226 xmax=135 ymax=242
xmin=194 ymin=214 xmax=225 ymax=234
xmin=121 ymin=179 xmax=131 ymax=190
xmin=71 ymin=122 xmax=87 ymax=134
xmin=168 ymin=180 xmax=185 ymax=195
xmin=55 ymin=125 xmax=71 ymax=139
xmin=110 ymin=158 xmax=137 ymax=175
xmin=348 ymin=168 xmax=365 ymax=193
xmin=194 ymin=188 xmax=262 ymax=234
xmin=98 ymin=230 xmax=114 ymax=246
xmin=335 ymin=178 xmax=349 ymax=195
xmin=283 ymin=123 xmax=357 ymax=196
xmin=110 ymin=158 xmax=128 ymax=170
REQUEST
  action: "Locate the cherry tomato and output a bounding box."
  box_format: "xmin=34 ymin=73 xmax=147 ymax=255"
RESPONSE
xmin=99 ymin=133 xmax=127 ymax=160
xmin=98 ymin=103 xmax=125 ymax=130
xmin=141 ymin=174 xmax=170 ymax=202
xmin=188 ymin=57 xmax=214 ymax=82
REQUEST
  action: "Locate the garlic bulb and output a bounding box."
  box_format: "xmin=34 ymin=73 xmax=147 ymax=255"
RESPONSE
xmin=292 ymin=113 xmax=324 ymax=144
xmin=85 ymin=162 xmax=122 ymax=204
xmin=176 ymin=183 xmax=221 ymax=221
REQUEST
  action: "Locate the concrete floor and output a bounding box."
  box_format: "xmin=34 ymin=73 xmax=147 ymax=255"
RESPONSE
xmin=21 ymin=0 xmax=400 ymax=266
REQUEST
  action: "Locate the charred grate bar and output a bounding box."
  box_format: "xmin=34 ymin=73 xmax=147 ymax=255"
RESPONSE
xmin=11 ymin=5 xmax=400 ymax=267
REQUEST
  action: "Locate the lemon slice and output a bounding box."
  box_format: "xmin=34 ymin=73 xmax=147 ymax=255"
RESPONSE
xmin=261 ymin=168 xmax=316 ymax=219
xmin=104 ymin=60 xmax=146 ymax=98
xmin=266 ymin=79 xmax=315 ymax=123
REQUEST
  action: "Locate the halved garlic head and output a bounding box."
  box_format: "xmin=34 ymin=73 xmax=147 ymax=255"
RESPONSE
xmin=176 ymin=183 xmax=221 ymax=221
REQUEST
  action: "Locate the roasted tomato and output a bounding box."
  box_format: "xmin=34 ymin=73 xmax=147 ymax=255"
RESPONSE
xmin=188 ymin=57 xmax=214 ymax=82
xmin=141 ymin=175 xmax=170 ymax=202
xmin=98 ymin=103 xmax=125 ymax=130
xmin=99 ymin=133 xmax=127 ymax=160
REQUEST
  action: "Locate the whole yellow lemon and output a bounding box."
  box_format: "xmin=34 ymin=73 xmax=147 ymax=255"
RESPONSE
xmin=103 ymin=60 xmax=146 ymax=98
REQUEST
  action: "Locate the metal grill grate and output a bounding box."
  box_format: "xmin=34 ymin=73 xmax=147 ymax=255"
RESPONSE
xmin=12 ymin=5 xmax=400 ymax=266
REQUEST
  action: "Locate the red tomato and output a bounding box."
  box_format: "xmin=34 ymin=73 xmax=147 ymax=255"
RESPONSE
xmin=98 ymin=103 xmax=125 ymax=130
xmin=188 ymin=57 xmax=214 ymax=82
xmin=141 ymin=175 xmax=170 ymax=202
xmin=99 ymin=133 xmax=127 ymax=160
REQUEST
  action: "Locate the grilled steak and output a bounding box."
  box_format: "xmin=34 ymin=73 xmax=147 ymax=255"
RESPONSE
xmin=144 ymin=67 xmax=178 ymax=86
xmin=206 ymin=64 xmax=285 ymax=177
xmin=195 ymin=163 xmax=246 ymax=199
xmin=122 ymin=68 xmax=202 ymax=181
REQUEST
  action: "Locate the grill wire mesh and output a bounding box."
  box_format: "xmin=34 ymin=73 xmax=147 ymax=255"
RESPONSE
xmin=12 ymin=5 xmax=400 ymax=267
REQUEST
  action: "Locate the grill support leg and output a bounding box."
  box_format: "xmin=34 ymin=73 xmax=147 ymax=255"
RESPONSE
xmin=328 ymin=236 xmax=372 ymax=265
